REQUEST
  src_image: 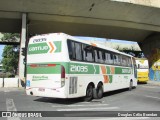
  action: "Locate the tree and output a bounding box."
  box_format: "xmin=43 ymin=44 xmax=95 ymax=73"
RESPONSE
xmin=1 ymin=33 xmax=20 ymax=75
xmin=1 ymin=33 xmax=20 ymax=42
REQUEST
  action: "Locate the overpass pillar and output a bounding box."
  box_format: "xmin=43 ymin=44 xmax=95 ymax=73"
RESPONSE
xmin=141 ymin=33 xmax=160 ymax=81
xmin=18 ymin=13 xmax=27 ymax=87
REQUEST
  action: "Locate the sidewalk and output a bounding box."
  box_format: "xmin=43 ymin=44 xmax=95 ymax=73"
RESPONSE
xmin=0 ymin=87 xmax=25 ymax=92
xmin=147 ymin=80 xmax=160 ymax=86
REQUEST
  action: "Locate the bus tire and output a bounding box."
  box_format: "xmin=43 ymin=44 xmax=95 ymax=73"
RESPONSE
xmin=84 ymin=84 xmax=93 ymax=102
xmin=97 ymin=83 xmax=103 ymax=99
xmin=129 ymin=80 xmax=133 ymax=91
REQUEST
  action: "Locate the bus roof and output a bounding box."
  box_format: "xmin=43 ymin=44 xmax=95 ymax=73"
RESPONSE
xmin=65 ymin=33 xmax=133 ymax=58
xmin=30 ymin=33 xmax=133 ymax=58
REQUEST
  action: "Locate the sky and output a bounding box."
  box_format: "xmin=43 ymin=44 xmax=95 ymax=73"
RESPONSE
xmin=76 ymin=36 xmax=137 ymax=44
xmin=0 ymin=45 xmax=4 ymax=61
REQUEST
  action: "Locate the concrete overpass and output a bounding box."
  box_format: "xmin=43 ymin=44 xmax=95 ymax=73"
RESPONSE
xmin=0 ymin=0 xmax=160 ymax=80
xmin=1 ymin=0 xmax=160 ymax=41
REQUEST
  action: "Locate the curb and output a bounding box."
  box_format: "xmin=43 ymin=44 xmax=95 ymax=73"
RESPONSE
xmin=0 ymin=87 xmax=25 ymax=91
xmin=147 ymin=81 xmax=160 ymax=86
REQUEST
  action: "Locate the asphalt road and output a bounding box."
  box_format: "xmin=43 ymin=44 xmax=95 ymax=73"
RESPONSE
xmin=0 ymin=83 xmax=160 ymax=120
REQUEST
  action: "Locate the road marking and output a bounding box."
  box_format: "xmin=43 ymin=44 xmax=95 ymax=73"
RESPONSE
xmin=57 ymin=107 xmax=119 ymax=111
xmin=145 ymin=95 xmax=160 ymax=100
xmin=52 ymin=103 xmax=109 ymax=108
xmin=4 ymin=90 xmax=10 ymax=92
xmin=6 ymin=98 xmax=21 ymax=120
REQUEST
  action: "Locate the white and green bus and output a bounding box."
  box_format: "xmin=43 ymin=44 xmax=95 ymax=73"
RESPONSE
xmin=26 ymin=33 xmax=137 ymax=101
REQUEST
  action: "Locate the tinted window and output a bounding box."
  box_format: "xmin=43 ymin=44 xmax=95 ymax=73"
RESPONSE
xmin=75 ymin=42 xmax=82 ymax=60
xmin=84 ymin=45 xmax=94 ymax=62
xmin=105 ymin=52 xmax=113 ymax=64
xmin=95 ymin=49 xmax=104 ymax=63
xmin=67 ymin=40 xmax=132 ymax=67
xmin=67 ymin=40 xmax=75 ymax=60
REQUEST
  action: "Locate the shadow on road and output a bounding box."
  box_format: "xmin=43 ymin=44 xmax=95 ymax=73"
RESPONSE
xmin=34 ymin=88 xmax=133 ymax=104
xmin=103 ymin=88 xmax=130 ymax=97
xmin=34 ymin=97 xmax=84 ymax=105
xmin=138 ymin=82 xmax=147 ymax=85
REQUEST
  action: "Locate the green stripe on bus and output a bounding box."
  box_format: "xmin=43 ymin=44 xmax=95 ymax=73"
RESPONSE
xmin=106 ymin=66 xmax=111 ymax=74
xmin=69 ymin=63 xmax=99 ymax=74
xmin=27 ymin=62 xmax=132 ymax=75
xmin=109 ymin=75 xmax=113 ymax=83
xmin=94 ymin=65 xmax=100 ymax=74
xmin=54 ymin=41 xmax=61 ymax=52
xmin=27 ymin=65 xmax=61 ymax=74
xmin=115 ymin=67 xmax=131 ymax=74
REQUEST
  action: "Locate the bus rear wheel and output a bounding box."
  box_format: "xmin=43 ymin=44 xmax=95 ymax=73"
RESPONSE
xmin=129 ymin=80 xmax=133 ymax=91
xmin=84 ymin=85 xmax=93 ymax=102
xmin=97 ymin=84 xmax=103 ymax=99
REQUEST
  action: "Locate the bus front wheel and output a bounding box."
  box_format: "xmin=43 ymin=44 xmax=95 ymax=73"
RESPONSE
xmin=84 ymin=85 xmax=93 ymax=102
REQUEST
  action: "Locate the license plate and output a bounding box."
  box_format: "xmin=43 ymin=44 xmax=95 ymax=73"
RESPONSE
xmin=38 ymin=88 xmax=45 ymax=92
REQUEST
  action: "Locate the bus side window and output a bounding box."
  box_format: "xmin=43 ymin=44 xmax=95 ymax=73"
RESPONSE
xmin=114 ymin=54 xmax=118 ymax=65
xmin=99 ymin=51 xmax=104 ymax=63
xmin=110 ymin=53 xmax=114 ymax=64
xmin=82 ymin=44 xmax=87 ymax=61
xmin=94 ymin=49 xmax=104 ymax=63
xmin=118 ymin=55 xmax=122 ymax=65
xmin=75 ymin=42 xmax=82 ymax=61
xmin=122 ymin=56 xmax=127 ymax=66
xmin=86 ymin=51 xmax=93 ymax=62
xmin=105 ymin=52 xmax=110 ymax=64
xmin=113 ymin=54 xmax=122 ymax=66
xmin=126 ymin=57 xmax=131 ymax=67
xmin=83 ymin=45 xmax=94 ymax=62
xmin=94 ymin=49 xmax=99 ymax=63
xmin=102 ymin=51 xmax=106 ymax=62
xmin=105 ymin=52 xmax=113 ymax=64
xmin=128 ymin=58 xmax=132 ymax=67
xmin=67 ymin=40 xmax=76 ymax=60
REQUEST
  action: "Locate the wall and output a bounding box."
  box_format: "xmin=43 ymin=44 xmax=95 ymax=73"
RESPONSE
xmin=0 ymin=78 xmax=19 ymax=87
xmin=149 ymin=49 xmax=160 ymax=81
xmin=141 ymin=33 xmax=160 ymax=81
xmin=0 ymin=78 xmax=3 ymax=87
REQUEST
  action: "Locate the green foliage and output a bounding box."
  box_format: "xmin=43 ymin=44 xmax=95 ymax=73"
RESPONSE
xmin=1 ymin=33 xmax=20 ymax=75
xmin=2 ymin=45 xmax=19 ymax=74
xmin=1 ymin=33 xmax=20 ymax=42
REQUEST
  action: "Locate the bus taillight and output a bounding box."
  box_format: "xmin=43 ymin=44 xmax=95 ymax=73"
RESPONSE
xmin=61 ymin=65 xmax=65 ymax=87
